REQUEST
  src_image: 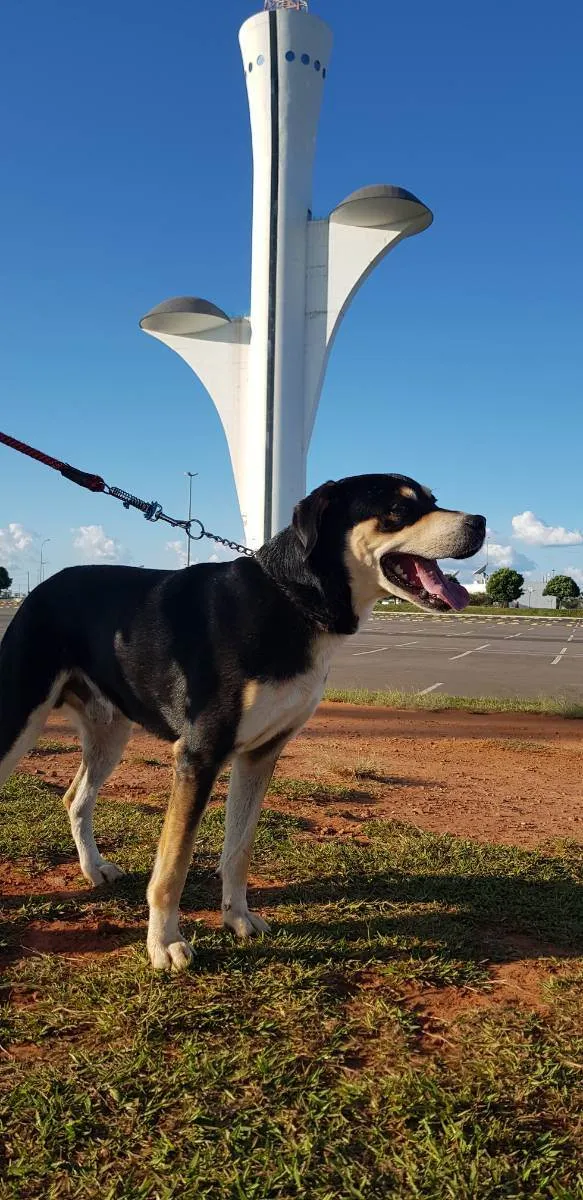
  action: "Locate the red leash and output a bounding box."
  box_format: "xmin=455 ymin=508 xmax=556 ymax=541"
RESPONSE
xmin=0 ymin=428 xmax=255 ymax=556
xmin=0 ymin=430 xmax=106 ymax=494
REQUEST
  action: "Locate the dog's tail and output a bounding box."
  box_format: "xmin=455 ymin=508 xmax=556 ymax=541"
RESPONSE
xmin=0 ymin=595 xmax=67 ymax=791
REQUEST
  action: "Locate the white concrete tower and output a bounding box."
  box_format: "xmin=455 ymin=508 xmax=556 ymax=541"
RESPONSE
xmin=140 ymin=0 xmax=433 ymax=549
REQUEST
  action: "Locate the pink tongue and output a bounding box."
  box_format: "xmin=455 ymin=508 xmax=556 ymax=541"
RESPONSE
xmin=415 ymin=560 xmax=470 ymax=611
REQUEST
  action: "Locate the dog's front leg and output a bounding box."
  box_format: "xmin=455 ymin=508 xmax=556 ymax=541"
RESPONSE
xmin=219 ymin=745 xmax=284 ymax=938
xmin=147 ymin=738 xmax=217 ymax=971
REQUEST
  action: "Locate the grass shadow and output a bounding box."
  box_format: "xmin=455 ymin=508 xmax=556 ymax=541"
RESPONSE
xmin=2 ymin=864 xmax=581 ymax=971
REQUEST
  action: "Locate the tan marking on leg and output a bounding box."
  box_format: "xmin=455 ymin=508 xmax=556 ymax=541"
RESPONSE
xmin=242 ymin=680 xmax=260 ymax=711
xmin=146 ymin=739 xmax=215 ymax=972
xmin=62 ymin=761 xmax=86 ymax=812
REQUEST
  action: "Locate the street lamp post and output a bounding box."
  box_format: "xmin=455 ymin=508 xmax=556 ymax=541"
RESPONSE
xmin=39 ymin=539 xmax=50 ymax=585
xmin=16 ymin=570 xmax=30 ymax=595
xmin=185 ymin=472 xmax=198 ymax=567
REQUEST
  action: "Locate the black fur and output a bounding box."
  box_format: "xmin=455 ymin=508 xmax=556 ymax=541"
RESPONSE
xmin=0 ymin=473 xmax=485 ymax=768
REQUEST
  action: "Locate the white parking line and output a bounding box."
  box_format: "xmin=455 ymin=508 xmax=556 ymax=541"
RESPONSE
xmin=449 ymin=643 xmax=490 ymax=661
xmin=417 ymin=682 xmax=443 ymax=695
xmin=504 ymin=633 xmax=522 ymax=640
xmin=551 ymin=646 xmax=568 ymax=666
xmin=353 ymin=638 xmax=419 ymax=657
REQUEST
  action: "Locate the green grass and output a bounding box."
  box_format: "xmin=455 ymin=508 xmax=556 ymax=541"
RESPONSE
xmin=28 ymin=739 xmax=78 ymax=756
xmin=374 ymin=603 xmax=583 ymax=618
xmin=1 ymin=773 xmax=582 ymax=1198
xmin=324 ymin=687 xmax=583 ymax=718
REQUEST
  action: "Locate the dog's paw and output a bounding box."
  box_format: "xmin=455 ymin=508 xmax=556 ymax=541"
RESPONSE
xmin=223 ymin=907 xmax=271 ymax=939
xmin=82 ymin=858 xmax=125 ymax=887
xmin=147 ymin=935 xmax=194 ymax=973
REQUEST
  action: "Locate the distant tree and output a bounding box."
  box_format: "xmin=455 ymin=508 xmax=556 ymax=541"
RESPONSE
xmin=0 ymin=566 xmax=13 ymax=594
xmin=543 ymin=575 xmax=581 ymax=609
xmin=486 ymin=568 xmax=524 ymax=607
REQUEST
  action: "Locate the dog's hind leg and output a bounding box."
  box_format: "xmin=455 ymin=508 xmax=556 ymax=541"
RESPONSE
xmin=219 ymin=742 xmax=287 ymax=939
xmin=0 ymin=627 xmax=67 ymax=792
xmin=63 ymin=703 xmax=132 ymax=886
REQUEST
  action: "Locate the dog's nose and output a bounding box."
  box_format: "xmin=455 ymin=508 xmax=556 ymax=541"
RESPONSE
xmin=470 ymin=515 xmax=487 ymax=536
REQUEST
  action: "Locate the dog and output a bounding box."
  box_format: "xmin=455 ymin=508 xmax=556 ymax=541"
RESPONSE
xmin=0 ymin=474 xmax=485 ymax=970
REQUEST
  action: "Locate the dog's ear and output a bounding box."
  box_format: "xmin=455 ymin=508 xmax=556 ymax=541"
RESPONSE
xmin=293 ymin=481 xmax=336 ymax=558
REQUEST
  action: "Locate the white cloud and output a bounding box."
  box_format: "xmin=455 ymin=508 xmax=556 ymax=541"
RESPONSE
xmin=512 ymin=511 xmax=583 ymax=547
xmin=72 ymin=525 xmax=122 ymax=562
xmin=565 ymin=566 xmax=583 ymax=589
xmin=166 ymin=539 xmax=191 ymax=569
xmin=0 ymin=523 xmax=34 ymax=566
xmin=206 ymin=543 xmax=238 ymax=562
xmin=484 ymin=542 xmax=537 ymax=572
xmin=445 ymin=541 xmax=537 ymax=582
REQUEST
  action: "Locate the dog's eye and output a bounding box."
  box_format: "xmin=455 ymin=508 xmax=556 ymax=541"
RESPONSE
xmin=378 ymin=511 xmax=406 ymax=533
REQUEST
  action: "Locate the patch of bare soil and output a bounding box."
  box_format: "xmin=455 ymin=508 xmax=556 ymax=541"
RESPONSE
xmin=15 ymin=703 xmax=582 ymax=848
xmin=399 ymin=956 xmax=579 ymax=1055
xmin=343 ymin=951 xmax=579 ymax=1064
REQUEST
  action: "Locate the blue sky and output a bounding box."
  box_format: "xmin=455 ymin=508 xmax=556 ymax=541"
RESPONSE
xmin=1 ymin=0 xmax=582 ymax=589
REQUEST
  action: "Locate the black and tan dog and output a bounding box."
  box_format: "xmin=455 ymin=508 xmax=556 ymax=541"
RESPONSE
xmin=0 ymin=474 xmax=485 ymax=970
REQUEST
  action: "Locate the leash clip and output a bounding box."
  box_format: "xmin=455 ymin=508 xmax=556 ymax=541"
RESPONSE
xmin=144 ymin=502 xmax=164 ymax=522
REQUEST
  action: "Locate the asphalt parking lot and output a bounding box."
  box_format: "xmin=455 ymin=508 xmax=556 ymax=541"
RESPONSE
xmin=328 ymin=612 xmax=583 ymax=698
xmin=1 ymin=607 xmax=581 ymax=700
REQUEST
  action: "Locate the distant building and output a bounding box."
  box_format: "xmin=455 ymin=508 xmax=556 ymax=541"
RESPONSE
xmin=518 ymin=582 xmax=556 ymax=610
xmin=465 ymin=568 xmax=557 ymax=608
xmin=466 ymin=564 xmax=488 ymax=595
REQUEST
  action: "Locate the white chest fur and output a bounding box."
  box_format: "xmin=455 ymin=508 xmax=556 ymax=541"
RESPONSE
xmin=235 ymin=634 xmax=341 ymax=754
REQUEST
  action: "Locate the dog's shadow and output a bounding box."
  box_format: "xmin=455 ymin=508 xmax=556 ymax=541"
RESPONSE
xmin=2 ymin=864 xmax=582 ymax=969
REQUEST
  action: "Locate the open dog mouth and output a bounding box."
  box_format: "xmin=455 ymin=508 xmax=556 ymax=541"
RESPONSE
xmin=380 ymin=553 xmax=470 ymax=612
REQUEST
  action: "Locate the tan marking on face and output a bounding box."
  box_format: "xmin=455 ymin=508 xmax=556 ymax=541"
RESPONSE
xmin=242 ymin=680 xmax=260 ymax=711
xmin=344 ymin=520 xmax=390 ymax=617
xmin=399 ymin=485 xmax=417 ymax=499
xmin=389 ymin=509 xmax=472 ymax=559
xmin=344 ymin=510 xmax=480 ymax=615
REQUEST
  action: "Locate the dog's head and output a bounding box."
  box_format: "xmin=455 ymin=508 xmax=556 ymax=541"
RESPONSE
xmin=293 ymin=474 xmax=486 ymax=616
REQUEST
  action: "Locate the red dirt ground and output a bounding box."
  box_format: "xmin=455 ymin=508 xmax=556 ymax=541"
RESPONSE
xmin=2 ymin=704 xmax=582 ymax=1032
xmin=14 ymin=702 xmax=583 ymax=848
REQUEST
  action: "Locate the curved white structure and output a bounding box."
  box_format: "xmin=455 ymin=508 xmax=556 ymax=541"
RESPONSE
xmin=140 ymin=2 xmax=432 ymax=549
